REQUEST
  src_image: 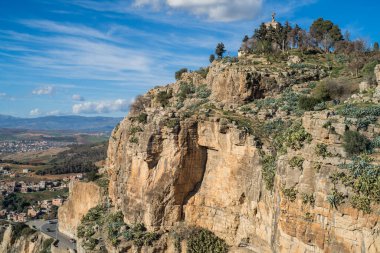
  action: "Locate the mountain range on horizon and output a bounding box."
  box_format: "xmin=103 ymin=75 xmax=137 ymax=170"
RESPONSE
xmin=0 ymin=114 xmax=123 ymax=132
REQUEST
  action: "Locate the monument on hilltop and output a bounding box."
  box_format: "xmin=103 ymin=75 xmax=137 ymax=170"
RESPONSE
xmin=265 ymin=12 xmax=280 ymax=29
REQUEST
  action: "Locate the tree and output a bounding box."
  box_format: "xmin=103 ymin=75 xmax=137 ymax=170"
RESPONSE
xmin=175 ymin=68 xmax=188 ymax=80
xmin=130 ymin=95 xmax=150 ymax=115
xmin=281 ymin=21 xmax=292 ymax=51
xmin=215 ymin=43 xmax=226 ymax=59
xmin=242 ymin=35 xmax=249 ymax=43
xmin=289 ymin=24 xmax=302 ymax=48
xmin=321 ymin=34 xmax=334 ymax=53
xmin=209 ymin=54 xmax=215 ymax=63
xmin=310 ymin=18 xmax=343 ymax=50
xmin=374 ymin=42 xmax=379 ymax=52
xmin=253 ymin=23 xmax=268 ymax=41
xmin=348 ymin=52 xmax=365 ymax=77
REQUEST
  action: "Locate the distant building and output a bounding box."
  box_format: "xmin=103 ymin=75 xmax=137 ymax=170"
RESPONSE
xmin=52 ymin=198 xmax=63 ymax=206
xmin=0 ymin=210 xmax=7 ymax=217
xmin=27 ymin=208 xmax=38 ymax=218
xmin=265 ymin=13 xmax=280 ymax=29
xmin=39 ymin=181 xmax=46 ymax=190
xmin=22 ymin=168 xmax=31 ymax=174
xmin=40 ymin=200 xmax=52 ymax=209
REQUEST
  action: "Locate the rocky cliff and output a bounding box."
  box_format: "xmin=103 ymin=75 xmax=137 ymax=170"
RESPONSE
xmin=58 ymin=181 xmax=104 ymax=238
xmin=104 ymin=57 xmax=380 ymax=252
xmin=0 ymin=225 xmax=49 ymax=253
xmin=62 ymin=55 xmax=380 ymax=253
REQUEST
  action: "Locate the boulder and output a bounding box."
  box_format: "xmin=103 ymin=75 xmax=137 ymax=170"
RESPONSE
xmin=359 ymin=81 xmax=370 ymax=92
xmin=375 ymin=64 xmax=380 ymax=85
xmin=287 ymin=55 xmax=302 ymax=66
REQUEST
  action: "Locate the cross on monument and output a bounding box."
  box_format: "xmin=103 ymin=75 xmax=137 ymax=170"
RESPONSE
xmin=272 ymin=12 xmax=276 ymax=22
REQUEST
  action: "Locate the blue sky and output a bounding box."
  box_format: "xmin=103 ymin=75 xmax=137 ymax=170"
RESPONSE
xmin=0 ymin=0 xmax=379 ymax=117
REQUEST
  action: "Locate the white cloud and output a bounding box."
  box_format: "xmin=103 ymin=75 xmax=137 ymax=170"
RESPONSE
xmin=0 ymin=93 xmax=6 ymax=97
xmin=32 ymin=86 xmax=54 ymax=95
xmin=46 ymin=110 xmax=63 ymax=116
xmin=72 ymin=99 xmax=131 ymax=114
xmin=20 ymin=20 xmax=109 ymax=40
xmin=134 ymin=0 xmax=263 ymax=21
xmin=30 ymin=108 xmax=41 ymax=116
xmin=72 ymin=94 xmax=85 ymax=101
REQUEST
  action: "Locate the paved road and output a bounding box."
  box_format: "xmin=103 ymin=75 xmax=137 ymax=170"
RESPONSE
xmin=27 ymin=219 xmax=77 ymax=251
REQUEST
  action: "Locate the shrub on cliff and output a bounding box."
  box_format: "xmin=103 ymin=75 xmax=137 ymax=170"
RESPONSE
xmin=187 ymin=228 xmax=228 ymax=253
xmin=262 ymin=155 xmax=276 ymax=191
xmin=337 ymin=155 xmax=380 ymax=213
xmin=123 ymin=223 xmax=159 ymax=247
xmin=298 ymin=96 xmax=321 ymax=111
xmin=130 ymin=95 xmax=150 ymax=115
xmin=40 ymin=238 xmax=54 ymax=253
xmin=343 ymin=131 xmax=371 ymax=155
xmin=156 ymin=90 xmax=172 ymax=107
xmin=274 ymin=121 xmax=312 ymax=153
xmin=175 ymin=68 xmax=188 ymax=80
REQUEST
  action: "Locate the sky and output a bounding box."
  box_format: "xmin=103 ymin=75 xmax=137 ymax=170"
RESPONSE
xmin=0 ymin=0 xmax=379 ymax=118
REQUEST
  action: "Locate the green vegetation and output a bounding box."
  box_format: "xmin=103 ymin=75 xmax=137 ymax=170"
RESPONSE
xmin=78 ymin=205 xmax=159 ymax=249
xmin=196 ymin=84 xmax=211 ymax=99
xmin=1 ymin=193 xmax=31 ymax=212
xmin=282 ymin=186 xmax=298 ymax=202
xmin=301 ymin=193 xmax=315 ymax=206
xmin=327 ymin=189 xmax=346 ymax=209
xmin=274 ymin=121 xmax=312 ymax=153
xmin=289 ymin=156 xmax=304 ymax=170
xmin=343 ymin=131 xmax=371 ymax=155
xmin=315 ymin=143 xmax=332 ymax=158
xmin=261 ymin=155 xmax=276 ymax=191
xmin=298 ymin=96 xmax=321 ymax=111
xmin=40 ymin=238 xmax=54 ymax=253
xmin=187 ymin=228 xmax=228 ymax=253
xmin=107 ymin=211 xmax=124 ymax=246
xmin=253 ymin=89 xmax=301 ymax=115
xmin=136 ymin=113 xmax=148 ymax=124
xmin=351 ymin=195 xmax=371 ymax=214
xmin=178 ymin=82 xmax=195 ymax=101
xmin=194 ymin=67 xmax=209 ymax=79
xmin=77 ymin=205 xmax=107 ymax=240
xmin=129 ymin=126 xmax=143 ymax=135
xmin=129 ymin=136 xmax=139 ymax=144
xmin=175 ymin=68 xmax=188 ymax=80
xmin=336 ymin=155 xmax=380 ymax=213
xmin=156 ymin=90 xmax=173 ymax=107
xmin=10 ymin=223 xmax=36 ymax=243
xmin=36 ymin=142 xmax=108 ymax=175
xmin=166 ymin=118 xmax=180 ymax=129
xmin=215 ymin=43 xmax=226 ymax=59
xmin=123 ymin=223 xmax=159 ymax=247
xmin=337 ymin=103 xmax=380 ymax=130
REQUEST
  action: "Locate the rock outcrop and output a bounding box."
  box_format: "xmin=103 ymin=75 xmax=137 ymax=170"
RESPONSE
xmin=104 ymin=57 xmax=380 ymax=253
xmin=41 ymin=54 xmax=380 ymax=253
xmin=58 ymin=181 xmax=103 ymax=238
xmin=0 ymin=226 xmax=48 ymax=253
xmin=375 ymin=64 xmax=380 ymax=85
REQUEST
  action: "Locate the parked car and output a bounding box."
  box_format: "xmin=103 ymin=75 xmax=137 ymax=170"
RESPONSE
xmin=53 ymin=240 xmax=59 ymax=247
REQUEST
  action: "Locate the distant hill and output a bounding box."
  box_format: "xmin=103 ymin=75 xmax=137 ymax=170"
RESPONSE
xmin=0 ymin=115 xmax=123 ymax=132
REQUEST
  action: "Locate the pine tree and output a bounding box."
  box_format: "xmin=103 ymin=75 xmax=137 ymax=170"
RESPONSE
xmin=215 ymin=43 xmax=226 ymax=59
xmin=374 ymin=42 xmax=379 ymax=52
xmin=209 ymin=54 xmax=215 ymax=63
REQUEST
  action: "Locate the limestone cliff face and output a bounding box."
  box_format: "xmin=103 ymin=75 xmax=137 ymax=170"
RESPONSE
xmin=0 ymin=226 xmax=47 ymax=253
xmin=58 ymin=181 xmax=103 ymax=238
xmin=105 ymin=59 xmax=380 ymax=253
